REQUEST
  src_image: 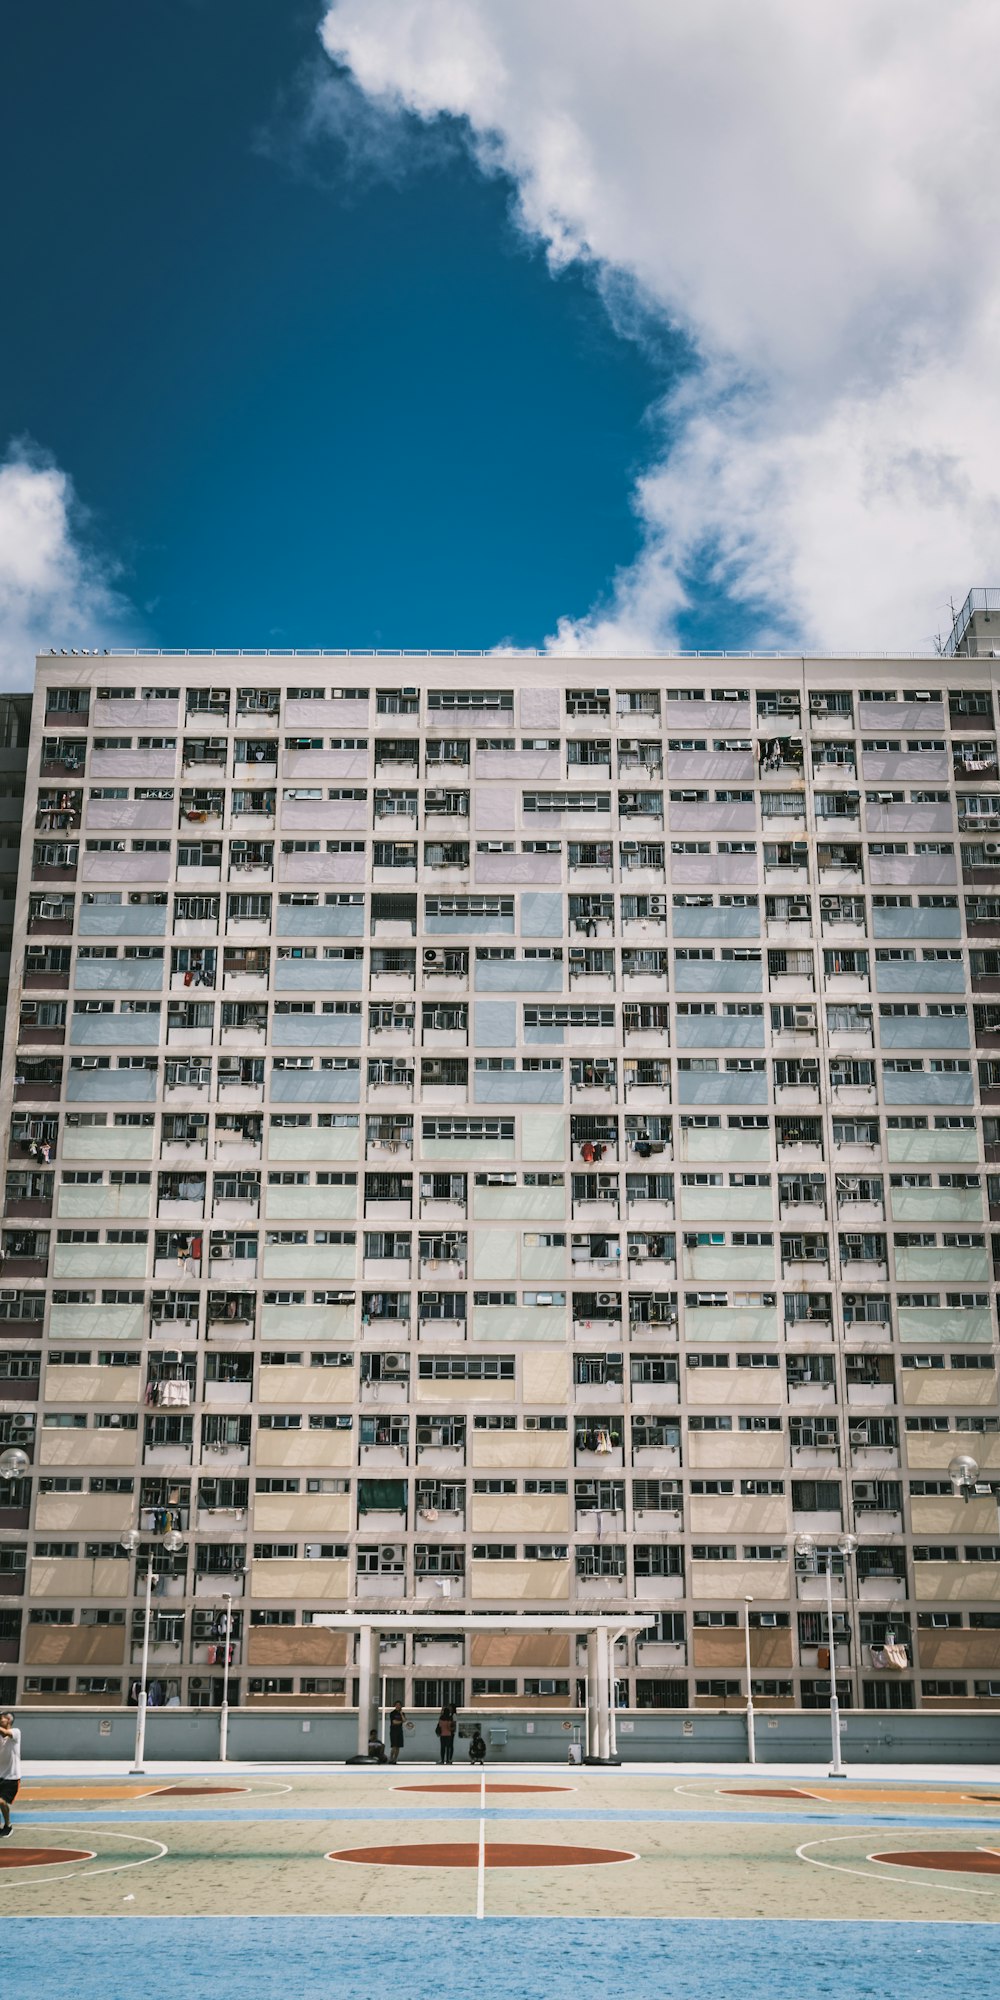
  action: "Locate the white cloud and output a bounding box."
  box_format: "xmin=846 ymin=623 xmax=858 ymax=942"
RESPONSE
xmin=0 ymin=441 xmax=137 ymax=688
xmin=319 ymin=0 xmax=1000 ymax=649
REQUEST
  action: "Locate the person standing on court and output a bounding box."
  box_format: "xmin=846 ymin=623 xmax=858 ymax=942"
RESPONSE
xmin=435 ymin=1703 xmax=456 ymax=1765
xmin=388 ymin=1701 xmax=406 ymax=1764
xmin=0 ymin=1712 xmax=20 ymax=1837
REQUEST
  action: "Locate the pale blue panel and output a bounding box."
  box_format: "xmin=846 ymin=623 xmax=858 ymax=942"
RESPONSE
xmin=425 ymin=913 xmax=513 ymax=934
xmin=274 ymin=961 xmax=364 ymax=991
xmin=66 ymin=1069 xmax=157 ymax=1101
xmin=519 ymin=893 xmax=564 ymax=938
xmin=271 ymin=1016 xmax=361 ymax=1046
xmin=677 ymin=1072 xmax=769 ymax=1105
xmin=898 ymin=1306 xmax=993 ymax=1343
xmin=672 ymin=908 xmax=759 ymax=939
xmin=676 ymin=1016 xmax=764 ymax=1048
xmin=74 ymin=960 xmax=163 ymax=990
xmin=78 ymin=905 xmax=166 ymax=937
xmin=879 ymin=1017 xmax=968 ymax=1049
xmin=882 ymin=1072 xmax=974 ymax=1105
xmin=872 ymin=908 xmax=961 ymax=939
xmin=673 ymin=962 xmax=762 ymax=993
xmin=474 ymin=960 xmax=563 ymax=992
xmin=270 ymin=1070 xmax=360 ymax=1102
xmin=473 ymin=1071 xmax=564 ymax=1104
xmin=474 ymin=1001 xmax=517 ymax=1047
xmin=71 ymin=1013 xmax=160 ymax=1045
xmin=276 ymin=906 xmax=364 ymax=937
xmin=523 ymin=1024 xmax=564 ymax=1045
xmin=875 ymin=963 xmax=966 ymax=994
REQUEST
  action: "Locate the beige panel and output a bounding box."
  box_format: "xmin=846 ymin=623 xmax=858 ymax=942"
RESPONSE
xmin=902 ymin=1372 xmax=998 ymax=1407
xmin=30 ymin=1557 xmax=129 ymax=1598
xmin=38 ymin=1431 xmax=138 ymax=1467
xmin=471 ymin=1432 xmax=570 ymax=1470
xmin=250 ymin=1560 xmax=349 ymax=1600
xmin=692 ymin=1628 xmax=793 ymax=1669
xmin=918 ymin=1630 xmax=1000 ymax=1671
xmin=688 ymin=1433 xmax=785 ymax=1470
xmin=34 ymin=1493 xmax=134 ymax=1533
xmin=910 ymin=1496 xmax=998 ymax=1535
xmin=906 ymin=1434 xmax=1000 ymax=1472
xmin=415 ymin=1377 xmax=513 ymax=1404
xmin=915 ymin=1564 xmax=1000 ymax=1602
xmin=247 ymin=1628 xmax=349 ymax=1668
xmin=522 ymin=1351 xmax=570 ymax=1406
xmin=255 ymin=1430 xmax=353 ymax=1469
xmin=688 ymin=1496 xmax=785 ymax=1535
xmin=42 ymin=1366 xmax=142 ymax=1404
xmin=470 ymin=1559 xmax=570 ymax=1601
xmin=252 ymin=1495 xmax=351 ymax=1534
xmin=24 ymin=1626 xmax=126 ymax=1666
xmin=258 ymin=1366 xmax=355 ymax=1405
xmin=686 ymin=1368 xmax=782 ymax=1408
xmin=691 ymin=1559 xmax=789 ymax=1600
xmin=470 ymin=1633 xmax=571 ymax=1668
xmin=470 ymin=1494 xmax=569 ymax=1534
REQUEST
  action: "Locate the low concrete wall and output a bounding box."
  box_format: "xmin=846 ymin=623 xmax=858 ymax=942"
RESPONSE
xmin=13 ymin=1705 xmax=1000 ymax=1765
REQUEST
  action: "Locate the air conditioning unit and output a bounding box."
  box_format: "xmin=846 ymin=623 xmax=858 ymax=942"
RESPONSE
xmin=793 ymin=1009 xmax=813 ymax=1030
xmin=721 ymin=689 xmax=740 ymax=702
xmin=381 ymin=1544 xmax=405 ymax=1562
xmin=417 ymin=1425 xmax=443 ymax=1447
xmin=596 ymin=1292 xmax=616 ymax=1307
xmin=854 ymin=1481 xmax=878 ymax=1502
xmin=382 ymin=1354 xmax=406 ymax=1373
xmin=632 ymin=1417 xmax=649 ymax=1432
xmin=777 ymin=695 xmax=798 ymax=710
xmin=423 ymin=949 xmax=443 ymax=966
xmin=523 ymin=1416 xmax=540 ymax=1431
xmin=986 ymin=844 xmax=1000 ymax=856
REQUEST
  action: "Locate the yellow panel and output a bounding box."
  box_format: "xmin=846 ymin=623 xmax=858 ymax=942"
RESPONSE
xmin=914 ymin=1563 xmax=1000 ymax=1602
xmin=686 ymin=1368 xmax=781 ymax=1407
xmin=255 ymin=1430 xmax=353 ymax=1469
xmin=33 ymin=1494 xmax=133 ymax=1533
xmin=471 ymin=1432 xmax=570 ymax=1469
xmin=688 ymin=1432 xmax=785 ymax=1470
xmin=42 ymin=1367 xmax=142 ymax=1404
xmin=901 ymin=1372 xmax=998 ymax=1407
xmin=470 ymin=1559 xmax=570 ymax=1601
xmin=257 ymin=1366 xmax=355 ymax=1405
xmin=30 ymin=1557 xmax=129 ymax=1598
xmin=522 ymin=1351 xmax=570 ymax=1406
xmin=249 ymin=1559 xmax=349 ymax=1600
xmin=470 ymin=1494 xmax=569 ymax=1534
xmin=38 ymin=1431 xmax=138 ymax=1467
xmin=688 ymin=1496 xmax=785 ymax=1534
xmin=691 ymin=1559 xmax=789 ymax=1600
xmin=251 ymin=1495 xmax=351 ymax=1534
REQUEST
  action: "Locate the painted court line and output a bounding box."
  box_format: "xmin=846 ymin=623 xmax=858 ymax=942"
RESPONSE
xmin=476 ymin=1765 xmax=486 ymax=1921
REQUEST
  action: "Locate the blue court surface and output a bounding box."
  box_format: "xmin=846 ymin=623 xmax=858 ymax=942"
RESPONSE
xmin=11 ymin=1915 xmax=1000 ymax=2000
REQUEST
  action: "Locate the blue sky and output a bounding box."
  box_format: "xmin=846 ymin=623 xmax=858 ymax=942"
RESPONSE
xmin=0 ymin=0 xmax=677 ymax=661
xmin=2 ymin=2 xmax=997 ymax=676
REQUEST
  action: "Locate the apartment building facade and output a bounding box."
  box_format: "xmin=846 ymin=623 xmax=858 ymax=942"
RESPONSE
xmin=1 ymin=648 xmax=999 ymax=1717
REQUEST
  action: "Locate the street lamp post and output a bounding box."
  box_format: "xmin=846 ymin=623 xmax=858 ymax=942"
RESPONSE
xmin=743 ymin=1595 xmax=756 ymax=1766
xmin=219 ymin=1590 xmax=233 ymax=1763
xmin=795 ymin=1533 xmax=857 ymax=1778
xmin=121 ymin=1526 xmax=186 ymax=1774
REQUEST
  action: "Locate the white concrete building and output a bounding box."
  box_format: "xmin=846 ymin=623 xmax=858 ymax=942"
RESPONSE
xmin=1 ymin=633 xmax=999 ymax=1717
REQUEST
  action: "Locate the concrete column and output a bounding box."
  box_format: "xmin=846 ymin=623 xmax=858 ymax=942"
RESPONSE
xmin=356 ymin=1623 xmax=377 ymax=1757
xmin=596 ymin=1625 xmax=612 ymax=1762
xmin=586 ymin=1629 xmax=600 ymax=1759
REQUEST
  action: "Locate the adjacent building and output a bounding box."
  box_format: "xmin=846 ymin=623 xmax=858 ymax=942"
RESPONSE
xmin=1 ymin=642 xmax=999 ymax=1715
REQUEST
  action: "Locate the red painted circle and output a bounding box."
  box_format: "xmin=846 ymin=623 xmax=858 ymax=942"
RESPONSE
xmin=328 ymin=1842 xmax=633 ymax=1869
xmin=152 ymin=1785 xmax=245 ymax=1797
xmin=871 ymin=1849 xmax=1000 ymax=1876
xmin=395 ymin=1784 xmax=572 ymax=1795
xmin=0 ymin=1847 xmax=95 ymax=1869
xmin=724 ymin=1788 xmax=817 ymax=1800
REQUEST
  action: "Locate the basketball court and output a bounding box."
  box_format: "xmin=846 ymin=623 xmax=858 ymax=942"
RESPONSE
xmin=3 ymin=1759 xmax=999 ymax=1996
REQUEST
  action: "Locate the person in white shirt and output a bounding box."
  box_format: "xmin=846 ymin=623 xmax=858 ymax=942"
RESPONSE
xmin=0 ymin=1713 xmax=21 ymax=1836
